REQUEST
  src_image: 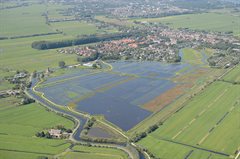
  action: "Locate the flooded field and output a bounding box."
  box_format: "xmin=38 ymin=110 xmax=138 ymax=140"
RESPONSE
xmin=38 ymin=61 xmax=191 ymax=130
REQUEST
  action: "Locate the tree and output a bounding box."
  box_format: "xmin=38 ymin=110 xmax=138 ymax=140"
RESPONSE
xmin=92 ymin=63 xmax=97 ymax=69
xmin=45 ymin=132 xmax=51 ymax=139
xmin=36 ymin=131 xmax=45 ymax=137
xmin=58 ymin=61 xmax=65 ymax=68
xmin=66 ymin=129 xmax=72 ymax=133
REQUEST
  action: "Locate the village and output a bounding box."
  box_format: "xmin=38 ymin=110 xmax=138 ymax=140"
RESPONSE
xmin=57 ymin=25 xmax=240 ymax=66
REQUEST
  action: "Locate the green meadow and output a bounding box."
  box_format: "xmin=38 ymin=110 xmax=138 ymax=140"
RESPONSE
xmin=0 ymin=34 xmax=78 ymax=72
xmin=134 ymin=12 xmax=240 ymax=36
xmin=0 ymin=99 xmax=74 ymax=159
xmin=50 ymin=21 xmax=98 ymax=36
xmin=60 ymin=145 xmax=128 ymax=159
xmin=223 ymin=65 xmax=240 ymax=82
xmin=0 ymin=4 xmax=53 ymax=37
xmin=138 ymin=81 xmax=240 ymax=158
xmin=181 ymin=48 xmax=203 ymax=65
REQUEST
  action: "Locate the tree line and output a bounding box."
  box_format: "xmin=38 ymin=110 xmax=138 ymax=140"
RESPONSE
xmin=31 ymin=32 xmax=136 ymax=50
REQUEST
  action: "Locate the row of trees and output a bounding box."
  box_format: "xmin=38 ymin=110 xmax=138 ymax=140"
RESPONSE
xmin=32 ymin=33 xmax=134 ymax=50
xmin=77 ymin=52 xmax=99 ymax=63
xmin=130 ymin=122 xmax=162 ymax=142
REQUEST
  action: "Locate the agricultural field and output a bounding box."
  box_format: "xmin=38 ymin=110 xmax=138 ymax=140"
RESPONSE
xmin=0 ymin=34 xmax=78 ymax=71
xmin=138 ymin=81 xmax=240 ymax=158
xmin=0 ymin=4 xmax=54 ymax=37
xmin=50 ymin=21 xmax=98 ymax=36
xmin=180 ymin=48 xmax=206 ymax=65
xmin=0 ymin=98 xmax=74 ymax=159
xmin=133 ymin=12 xmax=240 ymax=36
xmin=95 ymin=16 xmax=136 ymax=27
xmin=46 ymin=4 xmax=75 ymax=19
xmin=223 ymin=65 xmax=240 ymax=83
xmin=60 ymin=145 xmax=128 ymax=159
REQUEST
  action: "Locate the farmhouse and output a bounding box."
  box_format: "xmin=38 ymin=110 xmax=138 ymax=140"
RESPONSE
xmin=14 ymin=72 xmax=27 ymax=79
xmin=49 ymin=129 xmax=61 ymax=138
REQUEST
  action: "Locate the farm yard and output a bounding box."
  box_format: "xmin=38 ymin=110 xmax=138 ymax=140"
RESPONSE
xmin=137 ymin=81 xmax=240 ymax=158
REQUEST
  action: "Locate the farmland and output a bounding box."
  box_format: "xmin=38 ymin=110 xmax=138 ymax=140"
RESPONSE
xmin=223 ymin=65 xmax=240 ymax=83
xmin=60 ymin=145 xmax=128 ymax=159
xmin=0 ymin=35 xmax=78 ymax=71
xmin=180 ymin=48 xmax=205 ymax=65
xmin=133 ymin=12 xmax=240 ymax=36
xmin=0 ymin=98 xmax=74 ymax=159
xmin=0 ymin=4 xmax=53 ymax=37
xmin=50 ymin=21 xmax=98 ymax=36
xmin=1 ymin=0 xmax=240 ymax=159
xmin=137 ymin=81 xmax=240 ymax=158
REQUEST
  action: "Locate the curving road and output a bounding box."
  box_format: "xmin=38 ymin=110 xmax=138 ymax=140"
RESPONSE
xmin=26 ymin=78 xmax=145 ymax=159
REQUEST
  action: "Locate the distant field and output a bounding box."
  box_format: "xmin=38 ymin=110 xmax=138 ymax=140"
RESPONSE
xmin=0 ymin=34 xmax=78 ymax=71
xmin=46 ymin=4 xmax=75 ymax=19
xmin=0 ymin=4 xmax=54 ymax=37
xmin=223 ymin=65 xmax=240 ymax=82
xmin=50 ymin=21 xmax=98 ymax=36
xmin=95 ymin=16 xmax=135 ymax=27
xmin=181 ymin=48 xmax=203 ymax=65
xmin=133 ymin=12 xmax=240 ymax=36
xmin=138 ymin=81 xmax=240 ymax=158
xmin=0 ymin=99 xmax=74 ymax=159
xmin=61 ymin=145 xmax=128 ymax=159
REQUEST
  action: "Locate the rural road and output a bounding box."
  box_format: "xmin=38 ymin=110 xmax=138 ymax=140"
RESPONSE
xmin=26 ymin=78 xmax=145 ymax=159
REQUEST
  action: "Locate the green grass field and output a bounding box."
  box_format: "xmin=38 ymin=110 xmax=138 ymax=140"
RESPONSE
xmin=0 ymin=4 xmax=54 ymax=37
xmin=50 ymin=21 xmax=98 ymax=36
xmin=0 ymin=96 xmax=129 ymax=159
xmin=223 ymin=65 xmax=240 ymax=82
xmin=0 ymin=34 xmax=79 ymax=72
xmin=95 ymin=16 xmax=136 ymax=27
xmin=133 ymin=12 xmax=240 ymax=36
xmin=46 ymin=4 xmax=75 ymax=19
xmin=181 ymin=48 xmax=203 ymax=65
xmin=0 ymin=98 xmax=74 ymax=159
xmin=60 ymin=145 xmax=128 ymax=159
xmin=138 ymin=81 xmax=240 ymax=158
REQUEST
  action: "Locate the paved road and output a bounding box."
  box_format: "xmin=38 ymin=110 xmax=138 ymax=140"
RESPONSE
xmin=26 ymin=78 xmax=144 ymax=159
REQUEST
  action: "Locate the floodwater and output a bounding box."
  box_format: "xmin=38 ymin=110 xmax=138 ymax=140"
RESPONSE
xmin=40 ymin=61 xmax=190 ymax=131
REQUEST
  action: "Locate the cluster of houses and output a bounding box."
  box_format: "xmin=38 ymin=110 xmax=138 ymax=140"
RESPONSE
xmin=0 ymin=71 xmax=29 ymax=99
xmin=57 ymin=46 xmax=96 ymax=57
xmin=56 ymin=23 xmax=240 ymax=65
xmin=156 ymin=27 xmax=237 ymax=46
xmin=0 ymin=90 xmax=21 ymax=98
xmin=110 ymin=4 xmax=191 ymax=18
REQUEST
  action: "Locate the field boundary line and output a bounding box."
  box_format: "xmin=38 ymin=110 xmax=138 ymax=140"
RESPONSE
xmin=157 ymin=138 xmax=230 ymax=157
xmin=39 ymin=71 xmax=102 ymax=88
xmin=235 ymin=149 xmax=240 ymax=159
xmin=0 ymin=148 xmax=54 ymax=155
xmin=171 ymin=88 xmax=228 ymax=140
